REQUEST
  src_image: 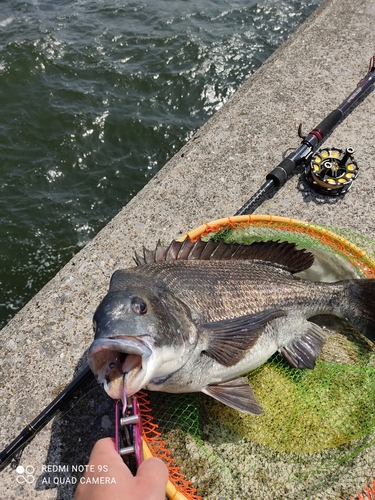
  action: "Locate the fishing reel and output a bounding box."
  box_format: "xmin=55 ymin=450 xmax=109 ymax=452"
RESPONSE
xmin=115 ymin=395 xmax=143 ymax=475
xmin=304 ymin=147 xmax=358 ymax=196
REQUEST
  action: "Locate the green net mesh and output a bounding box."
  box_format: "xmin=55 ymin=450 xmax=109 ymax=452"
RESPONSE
xmin=145 ymin=219 xmax=375 ymax=499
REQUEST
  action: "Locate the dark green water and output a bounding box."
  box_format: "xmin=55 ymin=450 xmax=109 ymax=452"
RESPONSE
xmin=0 ymin=0 xmax=320 ymax=329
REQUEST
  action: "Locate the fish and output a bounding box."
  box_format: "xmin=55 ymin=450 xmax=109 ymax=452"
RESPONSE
xmin=88 ymin=238 xmax=375 ymax=414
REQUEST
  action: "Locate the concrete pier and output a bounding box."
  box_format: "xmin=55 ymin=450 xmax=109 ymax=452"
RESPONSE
xmin=1 ymin=0 xmax=375 ymax=497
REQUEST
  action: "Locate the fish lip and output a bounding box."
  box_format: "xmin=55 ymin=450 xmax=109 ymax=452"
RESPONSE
xmin=89 ymin=336 xmax=152 ymax=358
xmin=88 ymin=336 xmax=154 ymax=399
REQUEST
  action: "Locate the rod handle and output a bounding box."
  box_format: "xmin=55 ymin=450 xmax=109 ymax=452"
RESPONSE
xmin=266 ymin=158 xmax=296 ymax=187
xmin=314 ymin=109 xmax=343 ymax=138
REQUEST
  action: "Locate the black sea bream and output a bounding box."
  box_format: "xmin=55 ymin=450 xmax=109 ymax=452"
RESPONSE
xmin=88 ymin=239 xmax=375 ymax=414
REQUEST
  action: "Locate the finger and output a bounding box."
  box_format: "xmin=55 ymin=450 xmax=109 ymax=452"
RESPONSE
xmin=75 ymin=438 xmax=132 ymax=500
xmin=87 ymin=437 xmax=132 ymax=476
xmin=88 ymin=438 xmax=124 ymax=466
xmin=135 ymin=458 xmax=169 ymax=500
xmin=89 ymin=437 xmax=116 ymax=458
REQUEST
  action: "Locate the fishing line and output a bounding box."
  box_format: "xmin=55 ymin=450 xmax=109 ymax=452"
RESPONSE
xmin=0 ymin=365 xmax=96 ymax=471
xmin=235 ymin=54 xmax=375 ymax=215
xmin=49 ymin=380 xmax=100 ymax=421
xmin=4 ymin=379 xmax=101 ymax=472
xmin=1 ymin=56 xmax=374 ymax=494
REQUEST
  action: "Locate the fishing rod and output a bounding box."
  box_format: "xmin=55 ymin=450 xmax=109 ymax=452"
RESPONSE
xmin=0 ymin=365 xmax=92 ymax=472
xmin=236 ymin=54 xmax=375 ymax=215
xmin=1 ymin=55 xmax=374 ymax=472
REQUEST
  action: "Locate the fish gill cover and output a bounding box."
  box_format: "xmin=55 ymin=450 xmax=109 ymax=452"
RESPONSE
xmin=141 ymin=218 xmax=375 ymax=500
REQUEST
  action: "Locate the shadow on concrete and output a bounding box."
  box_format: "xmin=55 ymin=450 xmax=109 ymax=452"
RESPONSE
xmin=296 ymin=170 xmax=349 ymax=208
xmin=34 ymin=354 xmax=115 ymax=500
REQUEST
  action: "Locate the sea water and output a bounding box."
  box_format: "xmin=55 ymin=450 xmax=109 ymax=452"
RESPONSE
xmin=0 ymin=0 xmax=320 ymax=328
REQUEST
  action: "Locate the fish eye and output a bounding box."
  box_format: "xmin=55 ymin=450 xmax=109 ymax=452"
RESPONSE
xmin=131 ymin=297 xmax=147 ymax=315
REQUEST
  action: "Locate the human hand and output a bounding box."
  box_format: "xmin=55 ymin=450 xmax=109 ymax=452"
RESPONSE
xmin=74 ymin=437 xmax=168 ymax=500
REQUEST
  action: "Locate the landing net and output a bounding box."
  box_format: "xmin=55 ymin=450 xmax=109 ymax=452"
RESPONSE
xmin=138 ymin=216 xmax=375 ymax=500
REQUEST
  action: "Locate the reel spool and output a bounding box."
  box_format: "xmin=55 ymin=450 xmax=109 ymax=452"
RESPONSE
xmin=305 ymin=147 xmax=358 ymax=196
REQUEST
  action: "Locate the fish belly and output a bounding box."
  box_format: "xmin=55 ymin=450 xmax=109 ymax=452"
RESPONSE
xmin=147 ymin=326 xmax=280 ymax=393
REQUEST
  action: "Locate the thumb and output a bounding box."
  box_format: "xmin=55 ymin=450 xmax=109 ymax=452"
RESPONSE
xmin=135 ymin=458 xmax=169 ymax=500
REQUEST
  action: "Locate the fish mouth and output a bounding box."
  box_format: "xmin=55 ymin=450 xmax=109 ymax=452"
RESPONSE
xmin=88 ymin=337 xmax=153 ymax=399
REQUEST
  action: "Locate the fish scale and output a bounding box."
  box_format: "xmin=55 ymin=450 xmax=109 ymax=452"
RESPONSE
xmin=89 ymin=239 xmax=375 ymax=414
xmin=140 ymin=259 xmax=336 ymax=321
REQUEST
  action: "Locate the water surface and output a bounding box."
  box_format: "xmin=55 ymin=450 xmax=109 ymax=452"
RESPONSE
xmin=0 ymin=0 xmax=320 ymax=328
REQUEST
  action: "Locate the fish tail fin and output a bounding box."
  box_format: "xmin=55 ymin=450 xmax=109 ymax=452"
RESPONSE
xmin=348 ymin=279 xmax=375 ymax=342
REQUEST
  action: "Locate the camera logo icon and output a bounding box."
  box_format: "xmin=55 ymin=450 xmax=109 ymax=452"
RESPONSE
xmin=16 ymin=465 xmax=35 ymax=484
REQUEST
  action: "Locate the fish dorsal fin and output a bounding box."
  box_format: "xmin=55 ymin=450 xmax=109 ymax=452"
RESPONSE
xmin=202 ymin=377 xmax=262 ymax=414
xmin=134 ymin=237 xmax=314 ymax=273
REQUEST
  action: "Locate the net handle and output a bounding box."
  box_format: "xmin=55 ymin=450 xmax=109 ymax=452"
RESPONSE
xmin=142 ymin=440 xmax=189 ymax=500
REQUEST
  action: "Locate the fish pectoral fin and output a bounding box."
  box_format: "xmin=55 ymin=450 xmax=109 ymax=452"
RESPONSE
xmin=202 ymin=377 xmax=262 ymax=415
xmin=201 ymin=309 xmax=286 ymax=367
xmin=279 ymin=321 xmax=326 ymax=369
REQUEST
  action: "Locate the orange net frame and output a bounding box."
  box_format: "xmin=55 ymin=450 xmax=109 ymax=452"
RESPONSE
xmin=184 ymin=215 xmax=375 ymax=278
xmin=138 ymin=391 xmax=201 ymax=500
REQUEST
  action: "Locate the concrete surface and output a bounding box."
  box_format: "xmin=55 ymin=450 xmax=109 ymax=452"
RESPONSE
xmin=1 ymin=0 xmax=375 ymax=498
